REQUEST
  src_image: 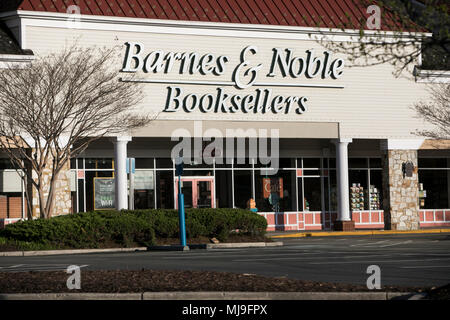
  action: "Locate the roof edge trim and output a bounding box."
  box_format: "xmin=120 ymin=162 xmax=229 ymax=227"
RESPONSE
xmin=0 ymin=10 xmax=433 ymax=39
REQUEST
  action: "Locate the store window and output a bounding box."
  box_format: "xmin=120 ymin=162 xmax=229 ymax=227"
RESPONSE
xmin=418 ymin=158 xmax=450 ymax=209
xmin=302 ymin=158 xmax=321 ymax=169
xmin=233 ymin=170 xmax=252 ymax=209
xmin=0 ymin=158 xmax=24 ymax=219
xmin=329 ymin=169 xmax=337 ymax=211
xmin=349 ymin=170 xmax=368 ymax=210
xmin=302 ymin=177 xmax=321 ymax=211
xmin=348 ymin=158 xmax=383 ymax=211
xmin=156 ymin=158 xmax=173 ymax=169
xmin=156 ymin=170 xmax=174 ymax=209
xmin=134 ymin=169 xmax=155 ymax=209
xmin=85 ymin=158 xmax=113 ymax=169
xmin=255 ymin=170 xmax=296 ymax=212
xmin=368 ymin=170 xmax=383 ymax=210
xmin=419 ymin=170 xmax=448 ymax=209
xmin=215 ymin=170 xmax=233 ymax=208
xmin=135 ymin=158 xmax=154 ymax=169
xmin=349 ymin=158 xmax=368 ymax=168
xmin=0 ymin=158 xmax=19 ymax=169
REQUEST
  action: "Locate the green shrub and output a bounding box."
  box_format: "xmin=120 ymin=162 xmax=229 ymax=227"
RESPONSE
xmin=0 ymin=208 xmax=267 ymax=249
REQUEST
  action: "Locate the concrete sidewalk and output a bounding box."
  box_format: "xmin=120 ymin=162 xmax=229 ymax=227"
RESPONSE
xmin=268 ymin=228 xmax=450 ymax=239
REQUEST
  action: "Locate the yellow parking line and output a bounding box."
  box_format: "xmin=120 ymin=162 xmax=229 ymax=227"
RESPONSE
xmin=270 ymin=229 xmax=450 ymax=238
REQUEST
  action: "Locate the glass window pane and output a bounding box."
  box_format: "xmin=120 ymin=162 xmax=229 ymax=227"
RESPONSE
xmin=369 ymin=170 xmax=383 ymax=210
xmin=78 ymin=179 xmax=84 ymax=213
xmin=233 ymin=170 xmax=252 ymax=209
xmin=135 ymin=158 xmax=154 ymax=169
xmin=349 ymin=170 xmax=368 ymax=210
xmin=215 ymin=158 xmax=232 ymax=168
xmin=182 ymin=170 xmax=213 ymax=176
xmin=85 ymin=158 xmax=96 ymax=169
xmin=418 ymin=158 xmax=448 ymax=168
xmin=280 ymin=158 xmax=295 ymax=168
xmin=303 ymin=177 xmax=322 ymax=211
xmin=234 ymin=158 xmax=252 ymax=168
xmin=329 ymin=158 xmax=336 ymax=169
xmin=323 ymin=177 xmax=330 ymax=212
xmin=303 ymin=170 xmax=320 ymax=176
xmin=255 ymin=158 xmax=294 ymax=169
xmin=197 ymin=181 xmax=212 ymax=208
xmin=156 ymin=158 xmax=173 ymax=169
xmin=369 ymin=158 xmax=382 ymax=168
xmin=156 ymin=170 xmax=174 ymax=208
xmin=297 ymin=177 xmax=303 ymax=211
xmin=85 ymin=171 xmax=113 ymax=212
xmin=329 ymin=169 xmax=337 ymax=211
xmin=84 ymin=158 xmax=113 ymax=169
xmin=349 ymin=158 xmax=368 ymax=168
xmin=182 ymin=181 xmax=193 ymax=208
xmin=419 ymin=170 xmax=448 ymax=209
xmin=70 ymin=158 xmax=76 ymax=170
xmin=255 ymin=170 xmax=297 ymax=212
xmin=184 ymin=161 xmax=212 ymax=169
xmin=216 ymin=170 xmax=233 ymax=208
xmin=97 ymin=159 xmax=113 ymax=169
xmin=302 ymin=158 xmax=321 ymax=168
xmin=134 ymin=190 xmax=155 ymax=209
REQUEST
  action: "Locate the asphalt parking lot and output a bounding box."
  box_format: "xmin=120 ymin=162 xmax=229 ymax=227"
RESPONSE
xmin=1 ymin=233 xmax=449 ymax=287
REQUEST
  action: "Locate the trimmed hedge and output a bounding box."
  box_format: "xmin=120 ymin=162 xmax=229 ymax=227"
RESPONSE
xmin=0 ymin=208 xmax=267 ymax=250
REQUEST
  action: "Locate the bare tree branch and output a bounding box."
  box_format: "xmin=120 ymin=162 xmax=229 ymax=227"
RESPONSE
xmin=0 ymin=45 xmax=152 ymax=219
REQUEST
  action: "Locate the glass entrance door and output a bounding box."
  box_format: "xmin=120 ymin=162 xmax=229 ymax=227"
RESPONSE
xmin=175 ymin=177 xmax=215 ymax=209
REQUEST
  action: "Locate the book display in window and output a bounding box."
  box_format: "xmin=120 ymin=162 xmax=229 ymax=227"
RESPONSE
xmin=350 ymin=183 xmax=364 ymax=211
xmin=366 ymin=185 xmax=381 ymax=210
xmin=418 ymin=183 xmax=426 ymax=209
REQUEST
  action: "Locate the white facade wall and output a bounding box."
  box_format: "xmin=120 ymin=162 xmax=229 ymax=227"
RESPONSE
xmin=14 ymin=14 xmax=433 ymax=140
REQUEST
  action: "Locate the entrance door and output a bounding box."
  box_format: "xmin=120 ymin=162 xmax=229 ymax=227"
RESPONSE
xmin=175 ymin=177 xmax=215 ymax=209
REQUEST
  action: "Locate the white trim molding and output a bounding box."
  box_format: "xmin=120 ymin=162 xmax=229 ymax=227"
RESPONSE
xmin=414 ymin=67 xmax=450 ymax=83
xmin=0 ymin=53 xmax=34 ymax=68
xmin=0 ymin=10 xmax=433 ymax=44
xmin=380 ymin=139 xmax=425 ymax=150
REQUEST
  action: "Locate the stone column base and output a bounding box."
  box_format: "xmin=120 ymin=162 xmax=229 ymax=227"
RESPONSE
xmin=333 ymin=220 xmax=355 ymax=231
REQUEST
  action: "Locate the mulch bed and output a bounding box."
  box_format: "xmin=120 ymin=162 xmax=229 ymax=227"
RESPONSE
xmin=0 ymin=270 xmax=429 ymax=294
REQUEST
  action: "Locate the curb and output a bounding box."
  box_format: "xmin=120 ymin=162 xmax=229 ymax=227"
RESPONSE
xmin=0 ymin=247 xmax=148 ymax=257
xmin=205 ymin=242 xmax=283 ymax=249
xmin=147 ymin=245 xmax=190 ymax=251
xmin=0 ymin=242 xmax=283 ymax=256
xmin=143 ymin=242 xmax=283 ymax=251
xmin=0 ymin=291 xmax=424 ymax=300
xmin=270 ymin=228 xmax=450 ymax=239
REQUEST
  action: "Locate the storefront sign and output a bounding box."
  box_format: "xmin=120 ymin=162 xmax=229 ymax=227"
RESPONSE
xmin=94 ymin=178 xmax=115 ymax=210
xmin=121 ymin=43 xmax=345 ymax=115
xmin=263 ymin=177 xmax=283 ymax=198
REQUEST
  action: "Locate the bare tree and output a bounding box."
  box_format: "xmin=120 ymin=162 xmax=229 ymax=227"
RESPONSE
xmin=312 ymin=0 xmax=449 ymax=76
xmin=0 ymin=46 xmax=150 ymax=219
xmin=414 ymin=83 xmax=450 ymax=138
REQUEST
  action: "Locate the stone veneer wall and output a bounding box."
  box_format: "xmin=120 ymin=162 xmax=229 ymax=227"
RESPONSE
xmin=31 ymin=157 xmax=72 ymax=218
xmin=382 ymin=149 xmax=420 ymax=230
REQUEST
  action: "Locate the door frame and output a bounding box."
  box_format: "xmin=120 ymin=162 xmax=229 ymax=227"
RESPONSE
xmin=174 ymin=176 xmax=215 ymax=209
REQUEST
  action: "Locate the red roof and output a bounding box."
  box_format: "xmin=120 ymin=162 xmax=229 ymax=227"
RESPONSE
xmin=0 ymin=0 xmax=423 ymax=32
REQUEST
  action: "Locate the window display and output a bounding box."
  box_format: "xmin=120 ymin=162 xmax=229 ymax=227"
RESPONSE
xmin=350 ymin=183 xmax=364 ymax=211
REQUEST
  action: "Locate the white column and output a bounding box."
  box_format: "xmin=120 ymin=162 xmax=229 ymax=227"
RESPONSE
xmin=114 ymin=136 xmax=132 ymax=210
xmin=335 ymin=138 xmax=352 ymax=221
